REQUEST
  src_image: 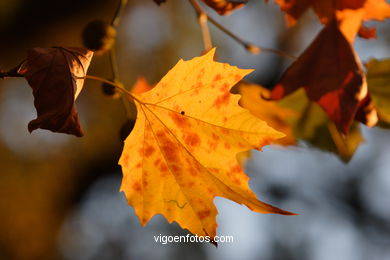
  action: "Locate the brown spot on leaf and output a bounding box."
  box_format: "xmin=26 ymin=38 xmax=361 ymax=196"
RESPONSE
xmin=144 ymin=145 xmax=155 ymax=157
xmin=233 ymin=178 xmax=242 ymax=185
xmin=157 ymin=130 xmax=180 ymax=162
xmin=171 ymin=165 xmax=181 ymax=175
xmin=213 ymin=92 xmax=231 ymax=109
xmin=197 ymin=210 xmax=211 ymax=220
xmin=184 ymin=132 xmax=201 ymax=147
xmin=154 ymin=158 xmax=162 ymax=166
xmin=220 ymin=128 xmax=230 ymax=135
xmin=159 ymin=164 xmax=169 ymax=177
xmin=169 ymin=112 xmax=191 ymax=129
xmin=230 ymin=165 xmax=242 ymax=174
xmin=214 ymin=74 xmax=222 ymax=82
xmin=132 ymin=181 xmax=142 ymax=193
xmin=122 ymin=154 xmax=129 ymax=167
xmin=219 ymin=83 xmax=229 ymax=92
xmin=189 ymin=168 xmax=198 ymax=177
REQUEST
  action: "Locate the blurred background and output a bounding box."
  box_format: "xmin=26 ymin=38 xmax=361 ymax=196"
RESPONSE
xmin=0 ymin=0 xmax=390 ymax=259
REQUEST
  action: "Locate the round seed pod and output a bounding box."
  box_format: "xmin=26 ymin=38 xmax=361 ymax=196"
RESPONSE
xmin=82 ymin=20 xmax=116 ymax=54
xmin=101 ymin=80 xmax=121 ymax=99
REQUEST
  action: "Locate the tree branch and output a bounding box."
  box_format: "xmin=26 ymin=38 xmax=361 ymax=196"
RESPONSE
xmin=189 ymin=0 xmax=213 ymax=52
xmin=189 ymin=0 xmax=296 ymax=59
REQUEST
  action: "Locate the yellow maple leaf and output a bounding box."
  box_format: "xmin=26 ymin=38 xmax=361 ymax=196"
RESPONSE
xmin=119 ymin=49 xmax=294 ymax=239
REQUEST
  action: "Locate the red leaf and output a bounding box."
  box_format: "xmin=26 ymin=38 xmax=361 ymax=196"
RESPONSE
xmin=270 ymin=20 xmax=367 ymax=134
xmin=19 ymin=47 xmax=93 ymax=137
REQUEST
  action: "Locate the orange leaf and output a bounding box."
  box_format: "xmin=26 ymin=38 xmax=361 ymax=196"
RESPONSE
xmin=270 ymin=20 xmax=376 ymax=134
xmin=272 ymin=0 xmax=365 ymax=26
xmin=271 ymin=0 xmax=390 ymax=36
xmin=119 ymin=49 xmax=294 ymax=240
xmin=18 ymin=47 xmax=93 ymax=137
xmin=202 ymin=0 xmax=247 ymax=15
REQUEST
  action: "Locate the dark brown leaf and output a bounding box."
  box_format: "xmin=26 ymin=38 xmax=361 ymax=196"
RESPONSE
xmin=18 ymin=47 xmax=93 ymax=137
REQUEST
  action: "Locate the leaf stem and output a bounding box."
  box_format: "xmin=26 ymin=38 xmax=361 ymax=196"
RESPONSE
xmin=85 ymin=75 xmax=142 ymax=104
xmin=0 ymin=70 xmax=23 ymax=79
xmin=0 ymin=63 xmax=24 ymax=79
xmin=109 ymin=48 xmax=120 ymax=80
xmin=188 ymin=0 xmax=296 ymax=59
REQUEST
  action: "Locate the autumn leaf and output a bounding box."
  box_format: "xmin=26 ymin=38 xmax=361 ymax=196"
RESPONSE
xmin=270 ymin=20 xmax=377 ymax=135
xmin=236 ymin=80 xmax=364 ymax=161
xmin=278 ymin=89 xmax=364 ymax=162
xmin=270 ymin=0 xmax=390 ymax=46
xmin=336 ymin=0 xmax=390 ymax=42
xmin=119 ymin=49 xmax=294 ymax=239
xmin=234 ymin=81 xmax=297 ymax=146
xmin=271 ymin=0 xmax=390 ymax=26
xmin=270 ymin=0 xmax=363 ymax=26
xmin=18 ymin=47 xmax=93 ymax=137
xmin=366 ymin=58 xmax=390 ymax=126
xmin=202 ymin=0 xmax=247 ymax=15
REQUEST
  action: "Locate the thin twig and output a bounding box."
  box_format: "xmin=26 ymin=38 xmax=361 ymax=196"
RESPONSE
xmin=109 ymin=47 xmax=133 ymax=118
xmin=109 ymin=0 xmax=127 ymax=81
xmin=109 ymin=48 xmax=120 ymax=80
xmin=0 ymin=71 xmax=23 ymax=79
xmin=189 ymin=0 xmax=213 ymax=51
xmin=111 ymin=0 xmax=128 ymax=27
xmin=85 ymin=75 xmax=142 ymax=104
xmin=109 ymin=0 xmax=134 ymax=118
xmin=189 ymin=0 xmax=296 ymax=59
xmin=0 ymin=63 xmax=24 ymax=79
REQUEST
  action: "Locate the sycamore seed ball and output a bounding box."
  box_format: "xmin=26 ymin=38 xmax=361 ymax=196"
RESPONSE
xmin=82 ymin=20 xmax=117 ymax=54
